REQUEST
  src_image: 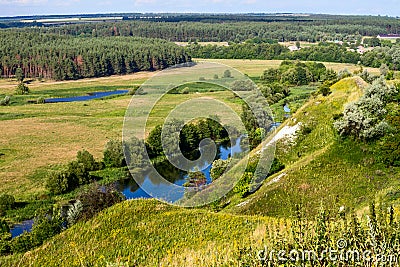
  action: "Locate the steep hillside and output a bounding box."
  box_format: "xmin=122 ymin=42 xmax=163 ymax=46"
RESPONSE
xmin=0 ymin=199 xmax=280 ymax=266
xmin=228 ymin=77 xmax=400 ymax=217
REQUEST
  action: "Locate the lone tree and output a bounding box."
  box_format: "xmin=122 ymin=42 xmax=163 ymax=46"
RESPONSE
xmin=15 ymin=68 xmax=24 ymax=83
xmin=223 ymin=69 xmax=232 ymax=78
xmin=15 ymin=83 xmax=29 ymax=95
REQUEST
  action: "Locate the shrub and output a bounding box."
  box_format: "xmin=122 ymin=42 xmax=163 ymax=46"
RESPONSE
xmin=104 ymin=139 xmax=125 ymax=168
xmin=210 ymin=158 xmax=231 ymax=180
xmin=128 ymin=85 xmax=140 ymax=95
xmin=0 ymin=96 xmax=10 ymax=106
xmin=36 ymin=96 xmax=45 ymax=104
xmin=67 ymin=161 xmax=91 ymax=187
xmin=223 ymin=69 xmax=232 ymax=78
xmin=46 ymin=170 xmax=70 ymax=195
xmin=10 ymin=232 xmax=32 ymax=254
xmin=269 ymin=158 xmax=285 ymax=175
xmin=184 ymin=171 xmax=207 ymax=187
xmin=318 ymin=83 xmax=332 ymax=96
xmin=77 ymin=184 xmax=124 ymax=221
xmin=234 ymin=172 xmax=253 ymax=198
xmin=15 ymin=83 xmax=29 ymax=95
xmin=337 ymin=68 xmax=352 ymax=80
xmin=76 ymin=150 xmax=98 ymax=171
xmin=0 ymin=219 xmax=11 ymax=254
xmin=0 ymin=194 xmax=15 ymax=212
xmin=334 ymin=77 xmax=398 ymax=140
xmin=29 ymin=214 xmax=63 ymax=247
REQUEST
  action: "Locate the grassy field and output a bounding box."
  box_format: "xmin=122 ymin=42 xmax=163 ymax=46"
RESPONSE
xmin=0 ymin=59 xmax=386 ymax=201
xmin=0 ymin=75 xmax=242 ymax=200
xmin=196 ymin=58 xmax=382 ymax=77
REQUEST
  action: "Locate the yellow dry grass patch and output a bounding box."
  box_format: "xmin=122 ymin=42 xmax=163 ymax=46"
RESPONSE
xmin=0 ymin=117 xmax=111 ymax=198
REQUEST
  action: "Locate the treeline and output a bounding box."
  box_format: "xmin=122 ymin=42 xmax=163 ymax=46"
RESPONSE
xmin=279 ymin=43 xmax=361 ymax=64
xmin=186 ymin=42 xmax=288 ymax=60
xmin=33 ymin=18 xmax=400 ymax=43
xmin=187 ymin=42 xmax=362 ymax=64
xmin=361 ymin=44 xmax=400 ymax=70
xmin=0 ymin=31 xmax=190 ymax=80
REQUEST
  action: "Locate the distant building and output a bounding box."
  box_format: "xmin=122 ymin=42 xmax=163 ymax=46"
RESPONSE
xmin=356 ymin=46 xmax=366 ymax=54
xmin=288 ymin=45 xmax=300 ymax=52
xmin=377 ymin=34 xmax=400 ymax=40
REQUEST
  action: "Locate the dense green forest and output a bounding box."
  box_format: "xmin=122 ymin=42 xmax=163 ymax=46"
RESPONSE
xmin=33 ymin=16 xmax=400 ymax=42
xmin=0 ymin=31 xmax=190 ymax=80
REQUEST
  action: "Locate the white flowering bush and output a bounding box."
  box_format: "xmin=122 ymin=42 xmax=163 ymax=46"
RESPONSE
xmin=334 ymin=77 xmax=397 ymax=140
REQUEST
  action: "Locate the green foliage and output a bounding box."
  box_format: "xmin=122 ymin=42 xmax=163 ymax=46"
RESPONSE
xmin=269 ymin=158 xmax=285 ymax=175
xmin=46 ymin=170 xmax=70 ymax=195
xmin=231 ymin=79 xmax=256 ymax=91
xmin=0 ymin=32 xmax=190 ymax=80
xmin=77 ymin=184 xmax=124 ymax=222
xmin=15 ymin=83 xmax=29 ymax=95
xmin=210 ymin=158 xmax=231 ymax=180
xmin=187 ymin=42 xmax=287 ymax=60
xmin=46 ymin=151 xmax=96 ymax=195
xmin=223 ymin=69 xmax=232 ymax=78
xmin=103 ymin=140 xmax=125 ymax=168
xmin=317 ymin=83 xmax=332 ymax=96
xmin=337 ymin=68 xmax=352 ymax=80
xmin=364 ymin=37 xmax=381 ymax=47
xmin=36 ymin=96 xmax=45 ymax=104
xmin=10 ymin=212 xmax=63 ymax=254
xmin=15 ymin=68 xmax=24 ymax=82
xmin=184 ymin=171 xmax=207 ymax=187
xmin=0 ymin=96 xmax=10 ymax=106
xmin=281 ymin=66 xmax=312 ymax=86
xmin=145 ymin=125 xmax=163 ymax=158
xmin=361 ymin=44 xmax=400 ymax=70
xmin=123 ymin=137 xmax=148 ymax=172
xmin=261 ymin=68 xmax=281 ymax=83
xmin=233 ymin=172 xmax=253 ymax=198
xmin=0 ymin=194 xmax=15 ymax=213
xmin=76 ymin=150 xmax=98 ymax=172
xmin=0 ymin=219 xmax=11 ymax=255
xmin=359 ymin=69 xmax=377 ymax=83
xmin=280 ymin=43 xmax=361 ymax=64
xmin=334 ymin=77 xmax=398 ymax=140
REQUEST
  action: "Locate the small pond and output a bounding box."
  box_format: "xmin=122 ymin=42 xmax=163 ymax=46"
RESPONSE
xmin=10 ymin=219 xmax=34 ymax=238
xmin=45 ymin=90 xmax=128 ymax=103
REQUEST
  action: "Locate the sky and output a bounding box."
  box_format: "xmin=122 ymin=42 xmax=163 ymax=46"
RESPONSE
xmin=0 ymin=0 xmax=400 ymax=17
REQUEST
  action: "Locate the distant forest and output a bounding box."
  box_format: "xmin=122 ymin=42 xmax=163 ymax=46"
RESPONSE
xmin=1 ymin=14 xmax=400 ymax=80
xmin=30 ymin=15 xmax=400 ymax=43
xmin=0 ymin=31 xmax=190 ymax=80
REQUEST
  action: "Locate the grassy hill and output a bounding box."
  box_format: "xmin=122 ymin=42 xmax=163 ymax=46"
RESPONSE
xmin=227 ymin=76 xmax=400 ymax=217
xmin=0 ymin=199 xmax=281 ymax=266
xmin=1 ymin=76 xmax=400 ymax=267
